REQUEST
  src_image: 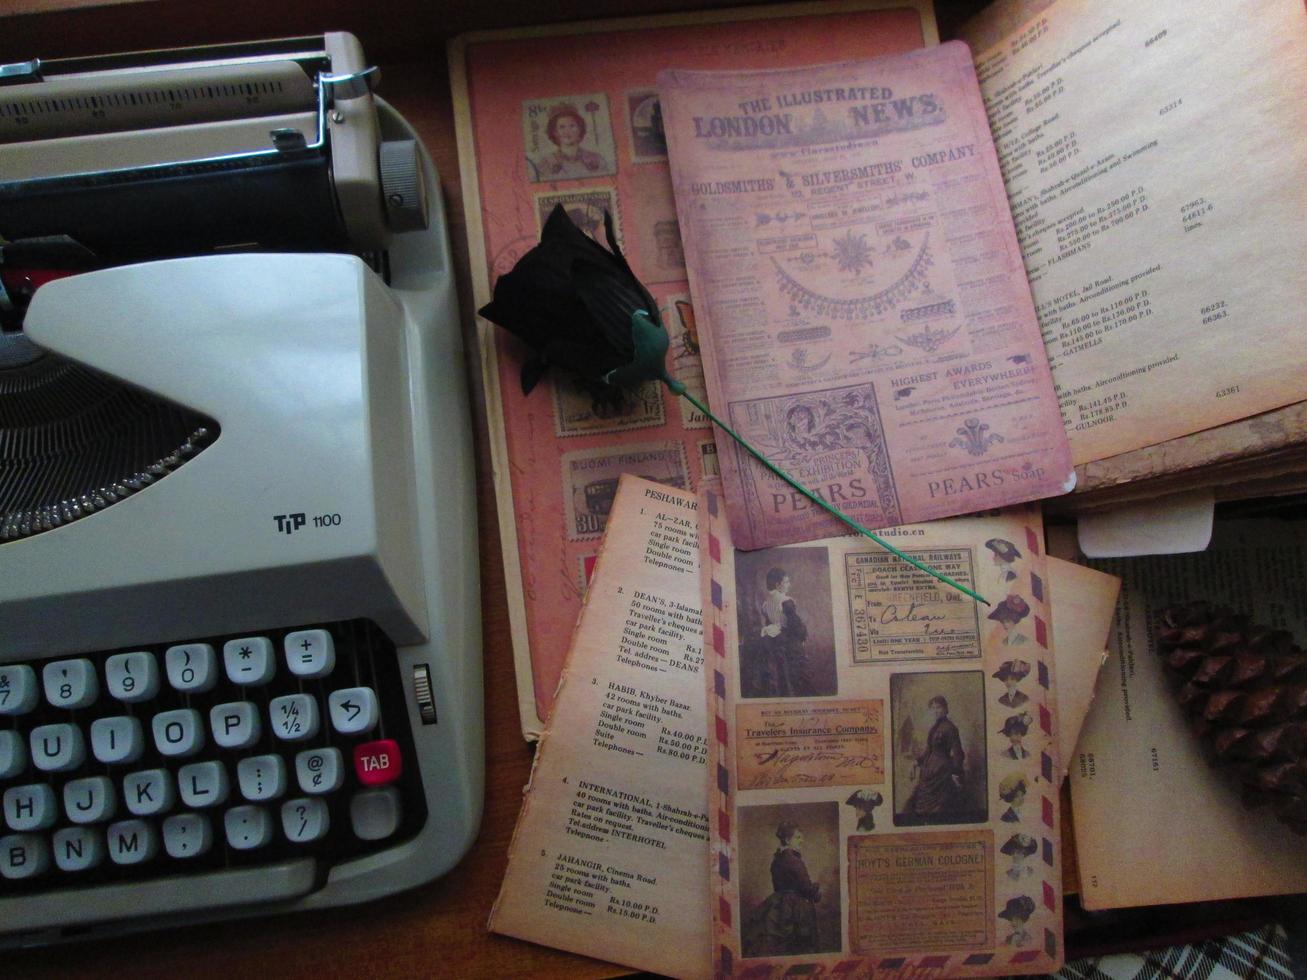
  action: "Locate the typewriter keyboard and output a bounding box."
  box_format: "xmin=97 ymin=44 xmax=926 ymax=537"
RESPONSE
xmin=0 ymin=620 xmax=426 ymax=894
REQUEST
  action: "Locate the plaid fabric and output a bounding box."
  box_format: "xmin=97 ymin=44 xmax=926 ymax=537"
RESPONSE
xmin=1010 ymin=925 xmax=1294 ymax=980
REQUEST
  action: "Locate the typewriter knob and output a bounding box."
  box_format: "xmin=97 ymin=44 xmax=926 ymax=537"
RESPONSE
xmin=0 ymin=332 xmax=43 ymax=369
xmin=378 ymin=139 xmax=429 ymax=233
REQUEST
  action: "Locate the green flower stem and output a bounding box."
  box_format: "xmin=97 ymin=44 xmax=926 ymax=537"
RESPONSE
xmin=664 ymin=375 xmax=990 ymax=607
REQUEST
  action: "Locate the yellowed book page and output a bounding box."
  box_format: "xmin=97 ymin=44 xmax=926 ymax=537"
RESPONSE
xmin=1067 ymin=521 xmax=1307 ymax=910
xmin=702 ymin=494 xmax=1063 ymax=976
xmin=489 ymin=475 xmax=710 ymax=979
xmin=1045 ymin=555 xmax=1119 ymax=773
xmin=965 ymin=0 xmax=1307 ymax=465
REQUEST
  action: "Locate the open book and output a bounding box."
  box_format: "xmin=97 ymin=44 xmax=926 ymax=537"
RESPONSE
xmin=958 ymin=0 xmax=1307 ymax=508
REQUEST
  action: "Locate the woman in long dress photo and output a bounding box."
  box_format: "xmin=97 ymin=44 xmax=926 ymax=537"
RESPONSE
xmin=755 ymin=567 xmax=814 ymax=697
xmin=743 ymin=821 xmax=822 ymax=957
xmin=905 ymin=695 xmax=966 ymax=819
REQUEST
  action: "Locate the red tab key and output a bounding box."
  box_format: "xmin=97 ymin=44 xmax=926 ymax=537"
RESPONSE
xmin=353 ymin=739 xmax=402 ymax=786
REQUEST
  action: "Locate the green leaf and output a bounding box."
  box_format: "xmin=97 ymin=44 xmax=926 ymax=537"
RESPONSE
xmin=603 ymin=309 xmax=671 ymax=389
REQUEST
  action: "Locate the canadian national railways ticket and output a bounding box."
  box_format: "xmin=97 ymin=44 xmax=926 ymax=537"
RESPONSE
xmin=661 ymin=43 xmax=1073 ymax=549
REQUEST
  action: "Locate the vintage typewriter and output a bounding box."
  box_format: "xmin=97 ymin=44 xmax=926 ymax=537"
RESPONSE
xmin=0 ymin=33 xmax=483 ymax=944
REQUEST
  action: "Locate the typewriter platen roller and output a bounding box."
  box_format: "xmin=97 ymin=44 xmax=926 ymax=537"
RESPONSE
xmin=0 ymin=32 xmax=425 ymax=263
xmin=0 ymin=32 xmax=429 ymax=544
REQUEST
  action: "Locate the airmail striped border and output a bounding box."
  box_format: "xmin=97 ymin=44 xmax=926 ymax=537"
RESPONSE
xmin=707 ymin=499 xmax=1061 ymax=976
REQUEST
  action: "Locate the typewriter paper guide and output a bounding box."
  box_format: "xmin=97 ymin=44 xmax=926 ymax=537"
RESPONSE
xmin=4 ymin=253 xmax=426 ymax=655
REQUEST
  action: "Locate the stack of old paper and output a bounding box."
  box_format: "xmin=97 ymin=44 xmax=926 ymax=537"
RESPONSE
xmin=492 ymin=476 xmax=1119 ymax=978
xmin=1052 ymin=523 xmax=1307 ymax=912
xmin=464 ymin=0 xmax=1307 ymax=968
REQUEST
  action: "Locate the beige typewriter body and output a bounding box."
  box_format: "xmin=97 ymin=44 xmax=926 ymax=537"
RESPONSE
xmin=0 ymin=33 xmax=483 ymax=943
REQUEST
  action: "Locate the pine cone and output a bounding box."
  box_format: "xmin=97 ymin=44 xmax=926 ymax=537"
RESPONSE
xmin=1156 ymin=601 xmax=1307 ymax=834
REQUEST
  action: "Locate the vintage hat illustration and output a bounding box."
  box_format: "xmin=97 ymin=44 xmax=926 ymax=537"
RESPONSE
xmin=992 ymin=659 xmax=1032 ymax=683
xmin=998 ymin=772 xmax=1028 ymax=801
xmin=987 ymin=594 xmax=1031 ymax=626
xmin=999 ymin=712 xmax=1032 ymax=737
xmin=985 ymin=538 xmax=1022 ymax=563
xmin=845 ymin=789 xmax=884 ymax=831
xmin=1000 ymin=833 xmax=1038 ymax=858
xmin=998 ymin=895 xmax=1036 ymax=921
xmin=845 ymin=789 xmax=884 ymax=810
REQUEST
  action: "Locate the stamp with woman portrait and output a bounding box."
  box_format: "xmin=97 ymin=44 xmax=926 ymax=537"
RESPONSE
xmin=522 ymin=94 xmax=618 ymax=182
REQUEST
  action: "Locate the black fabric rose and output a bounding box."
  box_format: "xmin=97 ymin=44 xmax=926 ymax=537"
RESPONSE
xmin=476 ymin=203 xmax=986 ymax=606
xmin=479 ymin=204 xmax=668 ymax=395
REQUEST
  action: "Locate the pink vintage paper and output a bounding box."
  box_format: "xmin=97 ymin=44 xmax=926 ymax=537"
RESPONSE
xmin=452 ymin=3 xmax=934 ymax=733
xmin=660 ymin=43 xmax=1073 ymax=551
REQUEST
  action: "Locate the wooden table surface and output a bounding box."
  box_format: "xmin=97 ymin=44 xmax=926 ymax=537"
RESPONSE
xmin=6 ymin=58 xmax=632 ymax=980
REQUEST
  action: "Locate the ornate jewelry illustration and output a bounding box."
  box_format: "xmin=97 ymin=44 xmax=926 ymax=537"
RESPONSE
xmin=949 ymin=418 xmax=1004 ymax=456
xmin=896 ymin=322 xmax=961 ymax=353
xmin=772 ymin=232 xmax=933 ymax=320
xmin=787 ymin=348 xmax=833 ymax=373
xmin=850 ymin=342 xmax=903 ymax=364
xmin=832 ymin=231 xmax=876 ymax=275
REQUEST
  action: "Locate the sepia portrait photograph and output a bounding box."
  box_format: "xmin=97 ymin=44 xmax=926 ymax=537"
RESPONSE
xmin=738 ymin=801 xmax=842 ymax=959
xmin=891 ymin=670 xmax=988 ymax=826
xmin=734 ymin=546 xmax=837 ymax=699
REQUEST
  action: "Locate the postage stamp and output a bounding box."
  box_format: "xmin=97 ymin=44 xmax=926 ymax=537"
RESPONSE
xmin=534 ymin=187 xmax=622 ymax=246
xmin=551 ymin=377 xmax=665 ymax=437
xmin=577 ymin=553 xmax=599 ymax=593
xmin=662 ymin=294 xmax=709 ymax=429
xmin=736 ymin=700 xmax=883 ymax=791
xmin=698 ymin=439 xmax=719 ymax=479
xmin=845 ymin=548 xmax=981 ymax=664
xmin=625 ymin=88 xmax=667 ymax=162
xmin=630 ymin=170 xmax=685 ymax=283
xmin=847 ymin=830 xmax=995 ymax=955
xmin=561 ymin=442 xmax=689 ymax=540
xmin=726 ymin=383 xmax=902 ymax=540
xmin=522 ymin=93 xmax=617 ymax=183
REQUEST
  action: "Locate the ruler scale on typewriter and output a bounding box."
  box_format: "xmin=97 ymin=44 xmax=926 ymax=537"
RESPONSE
xmin=0 ymin=33 xmax=483 ymax=945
